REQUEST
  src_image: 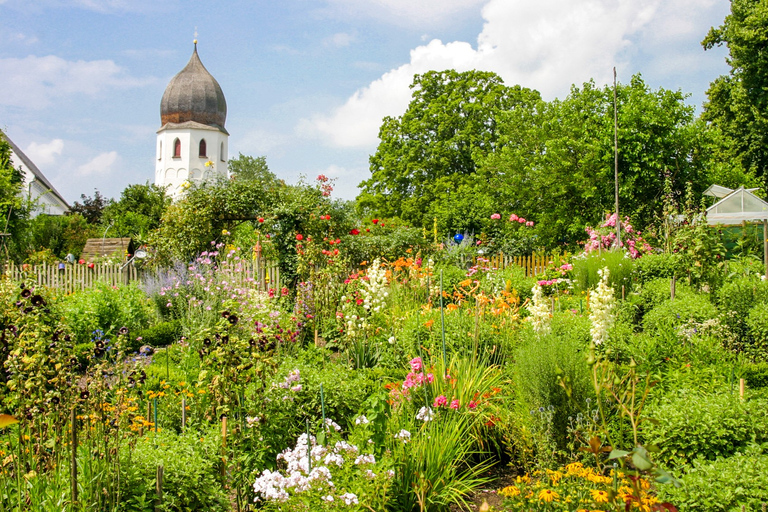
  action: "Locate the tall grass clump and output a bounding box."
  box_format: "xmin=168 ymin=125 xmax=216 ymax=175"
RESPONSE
xmin=572 ymin=249 xmax=634 ymax=294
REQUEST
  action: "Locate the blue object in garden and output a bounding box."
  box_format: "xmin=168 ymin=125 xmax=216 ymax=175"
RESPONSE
xmin=58 ymin=263 xmax=66 ymax=270
xmin=453 ymin=233 xmax=464 ymax=244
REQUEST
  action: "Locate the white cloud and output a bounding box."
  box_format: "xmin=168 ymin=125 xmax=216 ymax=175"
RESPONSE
xmin=25 ymin=139 xmax=64 ymax=167
xmin=0 ymin=55 xmax=151 ymax=109
xmin=77 ymin=151 xmax=118 ymax=177
xmin=323 ymin=32 xmax=355 ymax=48
xmin=301 ymin=0 xmax=726 ymax=149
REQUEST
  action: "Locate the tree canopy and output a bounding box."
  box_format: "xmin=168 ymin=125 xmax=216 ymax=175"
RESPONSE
xmin=703 ymin=0 xmax=768 ymax=189
xmin=358 ymin=70 xmax=541 ymax=229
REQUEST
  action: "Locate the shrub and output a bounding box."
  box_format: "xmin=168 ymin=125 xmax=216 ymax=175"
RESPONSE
xmin=657 ymin=448 xmax=768 ymax=512
xmin=641 ymin=294 xmax=717 ymax=340
xmin=643 ymin=390 xmax=768 ymax=468
xmin=132 ymin=319 xmax=182 ymax=352
xmin=119 ymin=427 xmax=228 ymax=511
xmin=746 ymin=304 xmax=768 ymax=362
xmin=61 ymin=282 xmax=156 ymax=344
xmin=741 ymin=361 xmax=768 ymax=389
xmin=716 ymin=276 xmax=768 ymax=351
xmin=632 ymin=252 xmax=684 ymax=284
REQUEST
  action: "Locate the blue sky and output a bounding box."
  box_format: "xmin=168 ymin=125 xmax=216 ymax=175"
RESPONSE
xmin=1 ymin=0 xmax=732 ymax=204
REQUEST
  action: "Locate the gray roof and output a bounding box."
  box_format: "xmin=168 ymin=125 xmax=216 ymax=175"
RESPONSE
xmin=3 ymin=134 xmax=70 ymax=211
xmin=160 ymin=44 xmax=227 ymax=131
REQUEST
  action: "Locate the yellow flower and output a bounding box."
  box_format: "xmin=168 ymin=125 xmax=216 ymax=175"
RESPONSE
xmin=499 ymin=486 xmax=520 ymax=498
xmin=590 ymin=489 xmax=610 ymax=503
xmin=566 ymin=462 xmax=584 ymax=475
xmin=538 ymin=489 xmax=559 ymax=503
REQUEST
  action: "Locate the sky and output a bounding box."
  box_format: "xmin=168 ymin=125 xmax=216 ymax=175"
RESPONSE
xmin=0 ymin=0 xmax=733 ymax=205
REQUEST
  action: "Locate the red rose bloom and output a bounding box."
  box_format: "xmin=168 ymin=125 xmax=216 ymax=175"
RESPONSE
xmin=349 ymin=229 xmax=360 ymax=235
xmin=296 ymin=234 xmax=304 ymax=241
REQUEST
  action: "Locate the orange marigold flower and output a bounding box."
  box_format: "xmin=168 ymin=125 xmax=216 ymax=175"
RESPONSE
xmin=537 ymin=489 xmax=559 ymax=502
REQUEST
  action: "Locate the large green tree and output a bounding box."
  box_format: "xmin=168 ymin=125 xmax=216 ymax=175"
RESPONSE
xmin=703 ymin=0 xmax=768 ymax=188
xmin=0 ymin=131 xmax=30 ymax=262
xmin=100 ymin=183 xmax=171 ymax=242
xmin=358 ymin=70 xmax=541 ymax=228
xmin=479 ymin=75 xmax=728 ymax=248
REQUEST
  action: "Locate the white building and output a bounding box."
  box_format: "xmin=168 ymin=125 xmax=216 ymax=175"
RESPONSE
xmin=4 ymin=134 xmax=69 ymax=216
xmin=156 ymin=42 xmax=229 ymax=198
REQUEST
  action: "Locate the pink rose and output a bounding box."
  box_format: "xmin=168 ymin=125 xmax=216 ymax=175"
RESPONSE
xmin=509 ymin=214 xmax=518 ymax=222
xmin=490 ymin=213 xmax=501 ymax=220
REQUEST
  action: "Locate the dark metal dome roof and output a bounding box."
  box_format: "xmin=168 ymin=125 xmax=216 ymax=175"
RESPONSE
xmin=160 ymin=45 xmax=227 ymax=130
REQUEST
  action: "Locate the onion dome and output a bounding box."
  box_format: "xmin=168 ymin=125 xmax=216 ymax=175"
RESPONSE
xmin=160 ymin=44 xmax=227 ymax=131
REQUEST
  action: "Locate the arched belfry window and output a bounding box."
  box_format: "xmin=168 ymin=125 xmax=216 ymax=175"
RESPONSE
xmin=158 ymin=140 xmax=162 ymax=160
xmin=173 ymin=138 xmax=181 ymax=158
xmin=199 ymin=139 xmax=207 ymax=158
xmin=220 ymin=142 xmax=225 ymax=162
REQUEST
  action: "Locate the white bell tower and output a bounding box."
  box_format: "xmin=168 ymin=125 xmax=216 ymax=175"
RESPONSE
xmin=156 ymin=41 xmax=228 ymax=198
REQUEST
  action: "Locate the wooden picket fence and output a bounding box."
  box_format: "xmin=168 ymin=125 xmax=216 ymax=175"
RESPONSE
xmin=3 ymin=259 xmax=281 ymax=293
xmin=479 ymin=252 xmax=566 ymax=277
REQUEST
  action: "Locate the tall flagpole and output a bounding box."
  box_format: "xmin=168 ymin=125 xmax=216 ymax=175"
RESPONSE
xmin=614 ymin=67 xmax=621 ymax=248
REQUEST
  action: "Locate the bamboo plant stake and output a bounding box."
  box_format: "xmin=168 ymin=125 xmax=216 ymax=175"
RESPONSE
xmin=181 ymin=398 xmax=186 ymax=430
xmin=71 ymin=408 xmax=78 ymax=506
xmin=440 ymin=270 xmax=446 ymax=367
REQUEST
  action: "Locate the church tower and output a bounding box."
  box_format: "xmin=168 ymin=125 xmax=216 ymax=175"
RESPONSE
xmin=156 ymin=42 xmax=228 ymax=198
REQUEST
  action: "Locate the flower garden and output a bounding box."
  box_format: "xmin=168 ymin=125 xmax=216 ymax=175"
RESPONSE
xmin=2 ymin=198 xmax=768 ymax=512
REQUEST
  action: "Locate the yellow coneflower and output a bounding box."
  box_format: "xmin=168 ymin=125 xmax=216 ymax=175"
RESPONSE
xmin=590 ymin=489 xmax=610 ymax=503
xmin=499 ymin=486 xmax=521 ymax=498
xmin=538 ymin=489 xmax=559 ymax=502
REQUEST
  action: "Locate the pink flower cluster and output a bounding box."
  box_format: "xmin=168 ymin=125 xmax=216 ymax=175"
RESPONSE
xmin=402 ymin=357 xmax=434 ymax=390
xmin=509 ymin=213 xmax=534 ymax=227
xmin=490 ymin=213 xmax=501 ymax=220
xmin=537 ymin=279 xmax=559 ymax=286
xmin=432 ymin=395 xmax=462 ymax=410
xmin=584 ymin=213 xmax=653 ymax=258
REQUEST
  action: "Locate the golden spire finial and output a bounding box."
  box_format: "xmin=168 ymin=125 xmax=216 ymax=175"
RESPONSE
xmin=193 ymin=27 xmax=198 ymax=46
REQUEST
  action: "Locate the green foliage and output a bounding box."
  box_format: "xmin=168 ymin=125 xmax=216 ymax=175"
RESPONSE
xmin=746 ymin=304 xmax=768 ymax=361
xmin=388 ymin=413 xmax=493 ymax=512
xmin=658 ymin=448 xmax=768 ymax=512
xmin=132 ymin=319 xmax=181 ymax=352
xmin=513 ymin=313 xmax=594 ymax=453
xmin=0 ymin=131 xmax=32 ymax=263
xmin=228 ymin=153 xmax=279 ymax=187
xmin=644 ymin=390 xmax=768 ymax=468
xmin=632 ymin=252 xmax=684 ymax=284
xmin=571 ymin=250 xmax=635 ymax=293
xmin=741 ymin=361 xmax=768 ymax=389
xmin=359 ymin=69 xmax=541 ymax=232
xmin=478 ymin=75 xmax=713 ymax=248
xmin=639 ymin=278 xmax=694 ymax=312
xmin=703 ymin=0 xmax=768 ymax=185
xmin=641 ymin=293 xmax=718 ymax=339
xmin=100 ymin=183 xmax=170 ymax=243
xmin=119 ymin=428 xmax=228 ymax=511
xmin=60 ymin=282 xmax=156 ymax=344
xmin=716 ymin=276 xmax=768 ymax=356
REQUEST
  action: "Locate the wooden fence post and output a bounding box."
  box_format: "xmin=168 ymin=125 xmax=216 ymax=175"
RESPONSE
xmin=155 ymin=465 xmax=164 ymax=512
